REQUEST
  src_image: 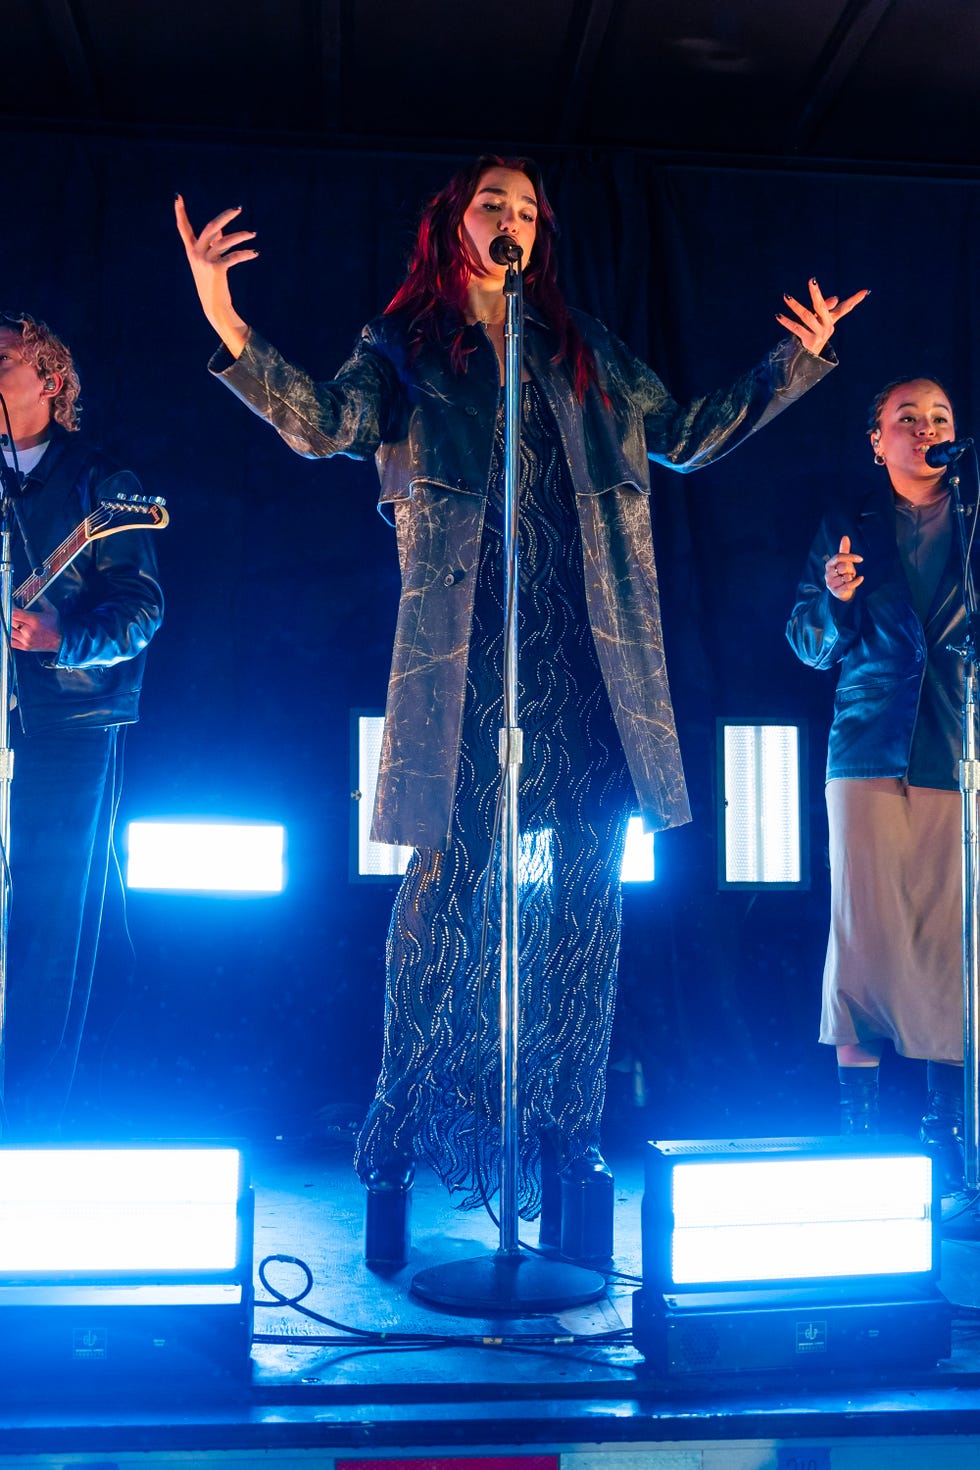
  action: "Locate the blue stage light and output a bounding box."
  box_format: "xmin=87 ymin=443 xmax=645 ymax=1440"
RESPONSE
xmin=0 ymin=1145 xmax=254 ymax=1390
xmin=633 ymin=1136 xmax=951 ymax=1376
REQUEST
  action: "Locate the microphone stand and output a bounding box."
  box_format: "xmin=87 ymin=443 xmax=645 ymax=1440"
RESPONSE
xmin=0 ymin=440 xmax=20 ymax=1123
xmin=412 ymin=246 xmax=605 ymax=1311
xmin=950 ymin=458 xmax=980 ymax=1190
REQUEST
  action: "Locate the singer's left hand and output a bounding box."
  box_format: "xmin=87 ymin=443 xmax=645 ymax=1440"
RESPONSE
xmin=11 ymin=602 xmax=61 ymax=653
xmin=776 ymin=278 xmax=870 ymax=358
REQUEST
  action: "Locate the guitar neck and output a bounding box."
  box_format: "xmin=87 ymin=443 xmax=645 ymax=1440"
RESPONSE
xmin=16 ymin=523 xmax=92 ymax=609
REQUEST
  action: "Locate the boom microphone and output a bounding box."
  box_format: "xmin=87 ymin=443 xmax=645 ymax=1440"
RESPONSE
xmin=925 ymin=437 xmax=974 ymax=467
xmin=489 ymin=235 xmax=523 ymax=265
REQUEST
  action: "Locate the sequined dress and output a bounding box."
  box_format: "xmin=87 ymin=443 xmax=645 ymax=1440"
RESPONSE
xmin=355 ymin=382 xmax=636 ymax=1216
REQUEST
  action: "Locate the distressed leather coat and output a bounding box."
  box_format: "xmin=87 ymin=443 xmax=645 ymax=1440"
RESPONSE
xmin=215 ymin=307 xmax=833 ymax=849
xmin=12 ymin=428 xmax=164 ymax=736
xmin=785 ymin=481 xmax=965 ymax=786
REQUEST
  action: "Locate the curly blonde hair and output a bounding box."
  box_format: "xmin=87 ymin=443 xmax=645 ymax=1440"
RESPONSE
xmin=0 ymin=312 xmax=82 ymax=431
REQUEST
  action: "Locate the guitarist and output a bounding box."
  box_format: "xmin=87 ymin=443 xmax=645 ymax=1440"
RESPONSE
xmin=0 ymin=311 xmax=164 ymax=1139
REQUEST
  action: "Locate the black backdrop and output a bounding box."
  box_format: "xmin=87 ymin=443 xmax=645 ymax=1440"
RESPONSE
xmin=5 ymin=128 xmax=979 ymax=1146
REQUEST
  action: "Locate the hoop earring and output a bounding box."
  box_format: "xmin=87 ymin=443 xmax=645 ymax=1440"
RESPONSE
xmin=874 ymin=452 xmax=886 ymax=466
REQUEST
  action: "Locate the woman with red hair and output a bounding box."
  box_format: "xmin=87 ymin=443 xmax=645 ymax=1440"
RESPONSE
xmin=177 ymin=155 xmax=867 ymax=1268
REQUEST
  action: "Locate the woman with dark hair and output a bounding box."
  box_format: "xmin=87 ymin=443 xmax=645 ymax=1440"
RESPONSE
xmin=787 ymin=377 xmax=968 ymax=1189
xmin=177 ymin=155 xmax=866 ymax=1265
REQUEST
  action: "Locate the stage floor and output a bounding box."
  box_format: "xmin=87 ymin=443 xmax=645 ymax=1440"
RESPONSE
xmin=4 ymin=1137 xmax=980 ymax=1466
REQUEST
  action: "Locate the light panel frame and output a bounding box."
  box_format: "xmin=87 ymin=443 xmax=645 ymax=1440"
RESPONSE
xmin=716 ymin=718 xmax=809 ymax=891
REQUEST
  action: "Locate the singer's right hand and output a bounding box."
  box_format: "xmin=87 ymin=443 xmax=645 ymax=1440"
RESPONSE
xmin=824 ymin=534 xmax=864 ymax=602
xmin=174 ymin=195 xmax=256 ymax=359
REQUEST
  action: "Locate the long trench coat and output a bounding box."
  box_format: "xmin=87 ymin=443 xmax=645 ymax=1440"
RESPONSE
xmin=214 ymin=306 xmax=833 ymax=849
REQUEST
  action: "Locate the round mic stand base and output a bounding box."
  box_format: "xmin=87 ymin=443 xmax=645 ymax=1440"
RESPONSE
xmin=410 ymin=1250 xmax=605 ymax=1313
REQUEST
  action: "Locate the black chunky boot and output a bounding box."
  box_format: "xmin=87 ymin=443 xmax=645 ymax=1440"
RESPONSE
xmin=364 ymin=1155 xmax=415 ymax=1268
xmin=538 ymin=1140 xmax=614 ymax=1267
xmin=560 ymin=1151 xmax=615 ymax=1267
xmin=838 ymin=1065 xmax=880 ymax=1135
xmin=920 ymin=1062 xmax=965 ymax=1196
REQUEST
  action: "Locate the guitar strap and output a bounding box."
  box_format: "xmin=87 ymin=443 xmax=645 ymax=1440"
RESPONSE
xmin=11 ymin=501 xmax=42 ymax=589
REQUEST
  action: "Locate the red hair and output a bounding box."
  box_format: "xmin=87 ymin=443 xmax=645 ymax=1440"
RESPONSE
xmin=384 ymin=155 xmax=597 ymax=401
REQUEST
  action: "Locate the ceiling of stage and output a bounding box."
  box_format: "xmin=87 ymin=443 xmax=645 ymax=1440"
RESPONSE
xmin=7 ymin=0 xmax=979 ymax=172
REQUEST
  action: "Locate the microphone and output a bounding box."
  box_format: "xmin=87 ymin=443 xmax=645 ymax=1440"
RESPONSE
xmin=489 ymin=235 xmax=523 ymax=266
xmin=925 ymin=437 xmax=974 ymax=467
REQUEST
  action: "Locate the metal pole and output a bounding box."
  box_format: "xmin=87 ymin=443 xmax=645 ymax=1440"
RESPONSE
xmin=497 ymin=254 xmax=523 ymax=1255
xmin=961 ymin=658 xmax=980 ymax=1189
xmin=0 ymin=473 xmax=18 ymax=1121
xmin=411 ymin=251 xmax=606 ymax=1311
xmin=948 ymin=466 xmax=980 ymax=1190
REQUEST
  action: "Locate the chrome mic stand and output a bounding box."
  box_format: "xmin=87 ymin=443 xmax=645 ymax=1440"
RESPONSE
xmin=949 ymin=448 xmax=980 ymax=1189
xmin=0 ymin=440 xmax=20 ymax=1125
xmin=412 ymin=241 xmax=606 ymax=1311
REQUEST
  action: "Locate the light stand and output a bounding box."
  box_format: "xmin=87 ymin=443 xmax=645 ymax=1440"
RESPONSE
xmin=412 ymin=240 xmax=606 ymax=1312
xmin=949 ymin=449 xmax=980 ymax=1189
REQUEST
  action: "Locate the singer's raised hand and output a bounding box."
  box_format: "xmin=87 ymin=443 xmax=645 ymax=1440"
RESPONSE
xmin=174 ymin=195 xmax=257 ymax=359
xmin=776 ymin=278 xmax=870 ymax=359
xmin=824 ymin=534 xmax=864 ymax=603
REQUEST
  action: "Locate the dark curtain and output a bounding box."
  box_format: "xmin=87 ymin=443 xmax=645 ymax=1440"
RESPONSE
xmin=5 ymin=127 xmax=978 ymax=1142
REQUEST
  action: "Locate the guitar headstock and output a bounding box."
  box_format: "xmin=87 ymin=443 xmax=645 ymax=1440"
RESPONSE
xmin=88 ymin=496 xmax=170 ymax=536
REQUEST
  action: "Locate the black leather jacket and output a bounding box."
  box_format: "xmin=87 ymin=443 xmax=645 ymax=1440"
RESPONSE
xmin=786 ymin=479 xmax=965 ymax=785
xmin=12 ymin=429 xmax=164 ymax=735
xmin=216 ymin=306 xmax=833 ymax=848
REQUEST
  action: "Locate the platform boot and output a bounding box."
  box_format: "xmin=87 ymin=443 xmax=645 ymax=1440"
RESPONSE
xmin=538 ymin=1140 xmax=614 ymax=1268
xmin=364 ymin=1155 xmax=415 ymax=1268
xmin=919 ymin=1062 xmax=965 ymax=1196
xmin=838 ymin=1064 xmax=880 ymax=1135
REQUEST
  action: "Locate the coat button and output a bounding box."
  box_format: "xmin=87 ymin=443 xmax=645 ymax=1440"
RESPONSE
xmin=444 ymin=570 xmax=464 ymax=586
xmin=465 ymin=405 xmax=478 ymax=416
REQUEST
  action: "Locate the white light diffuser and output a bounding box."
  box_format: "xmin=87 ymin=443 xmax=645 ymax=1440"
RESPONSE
xmin=0 ymin=1148 xmax=244 ymax=1276
xmin=720 ymin=722 xmax=803 ymax=886
xmin=670 ymin=1154 xmax=934 ymax=1284
xmin=354 ymin=715 xmax=413 ymax=878
xmin=621 ymin=815 xmax=655 ymax=883
xmin=126 ymin=821 xmax=285 ymax=893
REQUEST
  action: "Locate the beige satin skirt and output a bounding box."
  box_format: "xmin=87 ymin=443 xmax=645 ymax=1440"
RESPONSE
xmin=820 ymin=777 xmax=963 ymax=1062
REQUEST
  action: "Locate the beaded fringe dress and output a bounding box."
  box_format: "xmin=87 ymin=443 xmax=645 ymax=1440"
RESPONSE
xmin=355 ymin=382 xmax=636 ymax=1217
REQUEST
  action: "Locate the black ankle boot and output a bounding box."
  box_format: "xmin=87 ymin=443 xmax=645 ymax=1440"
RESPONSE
xmin=838 ymin=1065 xmax=880 ymax=1135
xmin=559 ymin=1151 xmax=615 ymax=1267
xmin=364 ymin=1156 xmax=415 ymax=1267
xmin=920 ymin=1092 xmax=965 ymax=1195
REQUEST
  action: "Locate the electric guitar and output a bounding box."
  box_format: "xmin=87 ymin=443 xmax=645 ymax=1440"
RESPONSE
xmin=14 ymin=494 xmax=169 ymax=609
